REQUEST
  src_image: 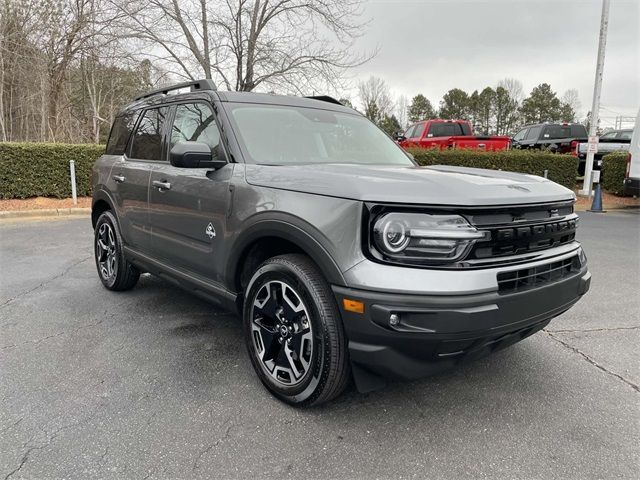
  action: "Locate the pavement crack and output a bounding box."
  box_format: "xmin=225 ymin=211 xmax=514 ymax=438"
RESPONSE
xmin=0 ymin=417 xmax=23 ymax=434
xmin=192 ymin=423 xmax=234 ymax=471
xmin=0 ymin=255 xmax=92 ymax=311
xmin=4 ymin=451 xmax=28 ymax=480
xmin=545 ymin=330 xmax=640 ymax=393
xmin=547 ymin=326 xmax=640 ymax=333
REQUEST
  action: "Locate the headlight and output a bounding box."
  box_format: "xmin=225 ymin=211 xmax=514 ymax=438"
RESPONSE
xmin=372 ymin=212 xmax=488 ymax=265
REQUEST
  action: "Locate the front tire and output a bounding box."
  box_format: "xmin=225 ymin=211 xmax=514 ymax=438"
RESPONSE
xmin=94 ymin=211 xmax=140 ymax=291
xmin=243 ymin=254 xmax=350 ymax=406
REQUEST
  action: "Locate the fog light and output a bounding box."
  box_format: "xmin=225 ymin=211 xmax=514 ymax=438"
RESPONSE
xmin=389 ymin=313 xmax=400 ymax=326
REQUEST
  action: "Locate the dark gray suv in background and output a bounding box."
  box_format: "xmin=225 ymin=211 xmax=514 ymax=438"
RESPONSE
xmin=92 ymin=79 xmax=591 ymax=406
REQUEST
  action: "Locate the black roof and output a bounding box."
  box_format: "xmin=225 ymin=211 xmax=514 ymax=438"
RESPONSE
xmin=123 ymin=79 xmax=353 ymax=115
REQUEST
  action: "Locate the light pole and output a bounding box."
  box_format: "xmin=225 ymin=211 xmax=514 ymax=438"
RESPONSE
xmin=581 ymin=0 xmax=610 ymax=197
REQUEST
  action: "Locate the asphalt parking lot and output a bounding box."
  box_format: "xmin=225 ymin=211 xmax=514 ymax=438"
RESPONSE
xmin=1 ymin=210 xmax=638 ymax=479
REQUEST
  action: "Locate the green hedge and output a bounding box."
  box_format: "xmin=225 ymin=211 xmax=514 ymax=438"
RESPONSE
xmin=407 ymin=148 xmax=578 ymax=189
xmin=601 ymin=151 xmax=628 ymax=196
xmin=0 ymin=142 xmax=581 ymax=199
xmin=0 ymin=143 xmax=104 ymax=199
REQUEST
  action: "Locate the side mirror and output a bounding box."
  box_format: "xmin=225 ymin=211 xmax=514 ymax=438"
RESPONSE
xmin=170 ymin=141 xmax=227 ymax=169
xmin=395 ymin=133 xmax=407 ymax=142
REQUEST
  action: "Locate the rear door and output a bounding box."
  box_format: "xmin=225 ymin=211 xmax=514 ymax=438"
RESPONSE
xmin=110 ymin=107 xmax=169 ymax=251
xmin=148 ymin=101 xmax=233 ymax=283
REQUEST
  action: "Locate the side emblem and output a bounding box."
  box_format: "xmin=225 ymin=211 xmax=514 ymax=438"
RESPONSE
xmin=205 ymin=222 xmax=216 ymax=239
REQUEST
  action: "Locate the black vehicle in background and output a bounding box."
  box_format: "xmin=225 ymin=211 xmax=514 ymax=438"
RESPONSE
xmin=511 ymin=123 xmax=588 ymax=155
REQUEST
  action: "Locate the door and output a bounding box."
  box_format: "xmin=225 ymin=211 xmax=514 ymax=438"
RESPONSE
xmin=404 ymin=123 xmax=425 ymax=148
xmin=511 ymin=127 xmax=528 ymax=149
xmin=148 ymin=102 xmax=232 ymax=282
xmin=111 ymin=107 xmax=169 ymax=251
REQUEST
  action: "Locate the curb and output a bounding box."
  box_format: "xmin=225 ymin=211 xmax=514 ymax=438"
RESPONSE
xmin=0 ymin=207 xmax=91 ymax=219
xmin=575 ymin=205 xmax=640 ymax=212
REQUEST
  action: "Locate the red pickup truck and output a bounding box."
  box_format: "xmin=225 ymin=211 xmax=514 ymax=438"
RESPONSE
xmin=397 ymin=119 xmax=511 ymax=151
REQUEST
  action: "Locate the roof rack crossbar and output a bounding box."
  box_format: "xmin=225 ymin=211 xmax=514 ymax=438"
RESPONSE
xmin=134 ymin=79 xmax=217 ymax=101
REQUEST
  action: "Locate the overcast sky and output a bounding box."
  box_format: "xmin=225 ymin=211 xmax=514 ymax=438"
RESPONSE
xmin=346 ymin=0 xmax=639 ymax=127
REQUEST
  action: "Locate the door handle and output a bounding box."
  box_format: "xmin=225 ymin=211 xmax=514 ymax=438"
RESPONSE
xmin=112 ymin=174 xmax=126 ymax=183
xmin=152 ymin=180 xmax=171 ymax=190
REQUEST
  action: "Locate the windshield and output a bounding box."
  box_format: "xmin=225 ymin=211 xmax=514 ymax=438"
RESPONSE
xmin=227 ymin=103 xmax=414 ymax=166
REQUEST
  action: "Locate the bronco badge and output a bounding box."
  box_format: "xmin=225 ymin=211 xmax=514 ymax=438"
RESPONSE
xmin=205 ymin=222 xmax=216 ymax=239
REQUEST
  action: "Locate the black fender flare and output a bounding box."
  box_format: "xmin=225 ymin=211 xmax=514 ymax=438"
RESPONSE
xmin=91 ymin=188 xmax=117 ymax=227
xmin=225 ymin=214 xmax=346 ymax=290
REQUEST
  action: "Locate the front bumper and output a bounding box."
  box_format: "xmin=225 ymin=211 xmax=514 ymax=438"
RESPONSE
xmin=333 ymin=253 xmax=590 ymax=392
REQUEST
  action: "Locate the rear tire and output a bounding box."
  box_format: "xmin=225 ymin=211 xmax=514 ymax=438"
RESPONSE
xmin=94 ymin=211 xmax=140 ymax=291
xmin=243 ymin=254 xmax=350 ymax=406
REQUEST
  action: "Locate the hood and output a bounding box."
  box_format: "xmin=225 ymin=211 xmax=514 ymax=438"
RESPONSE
xmin=244 ymin=163 xmax=575 ymax=206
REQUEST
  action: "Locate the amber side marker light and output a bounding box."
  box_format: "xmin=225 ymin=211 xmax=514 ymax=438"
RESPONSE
xmin=343 ymin=298 xmax=365 ymax=314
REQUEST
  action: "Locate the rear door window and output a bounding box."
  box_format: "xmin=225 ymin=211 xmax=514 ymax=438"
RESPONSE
xmin=526 ymin=126 xmax=542 ymax=141
xmin=105 ymin=112 xmax=139 ymax=155
xmin=129 ymin=107 xmax=170 ymax=160
xmin=542 ymin=125 xmax=572 ymax=139
xmin=428 ymin=123 xmax=460 ymax=137
xmin=570 ymin=124 xmax=588 ymax=137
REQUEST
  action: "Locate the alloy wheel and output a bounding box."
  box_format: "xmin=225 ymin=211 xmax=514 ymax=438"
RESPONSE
xmin=250 ymin=280 xmax=314 ymax=386
xmin=96 ymin=222 xmax=117 ymax=280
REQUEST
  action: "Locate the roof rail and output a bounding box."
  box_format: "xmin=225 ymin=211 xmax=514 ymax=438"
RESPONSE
xmin=134 ymin=79 xmax=217 ymax=101
xmin=305 ymin=95 xmax=343 ymax=106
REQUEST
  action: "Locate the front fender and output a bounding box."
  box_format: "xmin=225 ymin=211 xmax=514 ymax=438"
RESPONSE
xmin=224 ymin=214 xmax=348 ymax=289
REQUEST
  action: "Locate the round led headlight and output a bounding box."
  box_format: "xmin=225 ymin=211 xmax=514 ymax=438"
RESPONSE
xmin=381 ymin=219 xmax=410 ymax=253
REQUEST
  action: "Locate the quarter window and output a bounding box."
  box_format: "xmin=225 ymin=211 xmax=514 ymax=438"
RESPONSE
xmin=170 ymin=103 xmax=222 ymax=159
xmin=129 ymin=107 xmax=169 ymax=160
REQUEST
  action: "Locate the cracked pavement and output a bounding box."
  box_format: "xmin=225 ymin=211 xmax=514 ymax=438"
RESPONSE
xmin=1 ymin=212 xmax=638 ymax=479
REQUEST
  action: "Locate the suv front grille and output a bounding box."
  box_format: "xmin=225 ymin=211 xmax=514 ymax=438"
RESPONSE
xmin=465 ymin=203 xmax=578 ymax=261
xmin=497 ymin=255 xmax=580 ymax=293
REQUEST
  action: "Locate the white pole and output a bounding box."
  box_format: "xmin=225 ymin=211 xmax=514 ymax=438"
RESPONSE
xmin=69 ymin=160 xmax=77 ymax=205
xmin=581 ymin=0 xmax=610 ymax=197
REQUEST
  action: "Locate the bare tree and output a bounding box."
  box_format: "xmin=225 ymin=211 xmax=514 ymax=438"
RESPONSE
xmin=498 ymin=78 xmax=524 ymax=105
xmin=110 ymin=0 xmax=372 ymax=94
xmin=357 ymin=76 xmax=393 ymax=122
xmin=497 ymin=77 xmax=524 ymax=132
xmin=395 ymin=94 xmax=408 ymax=129
xmin=561 ymin=89 xmax=581 ymax=119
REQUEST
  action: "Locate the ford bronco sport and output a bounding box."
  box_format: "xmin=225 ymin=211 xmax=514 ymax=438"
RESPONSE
xmin=92 ymin=79 xmax=591 ymax=406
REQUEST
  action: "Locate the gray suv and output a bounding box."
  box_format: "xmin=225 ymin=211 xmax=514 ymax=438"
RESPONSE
xmin=92 ymin=80 xmax=591 ymax=406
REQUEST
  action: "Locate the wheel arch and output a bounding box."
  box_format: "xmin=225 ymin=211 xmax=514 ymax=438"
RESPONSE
xmin=227 ymin=218 xmax=346 ymax=298
xmin=91 ymin=189 xmax=115 ymax=228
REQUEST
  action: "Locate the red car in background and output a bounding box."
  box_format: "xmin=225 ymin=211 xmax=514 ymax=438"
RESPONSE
xmin=397 ymin=119 xmax=511 ymax=151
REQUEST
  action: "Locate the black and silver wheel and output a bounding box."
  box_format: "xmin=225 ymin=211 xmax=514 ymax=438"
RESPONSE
xmin=243 ymin=254 xmax=350 ymax=406
xmin=94 ymin=211 xmax=140 ymax=291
